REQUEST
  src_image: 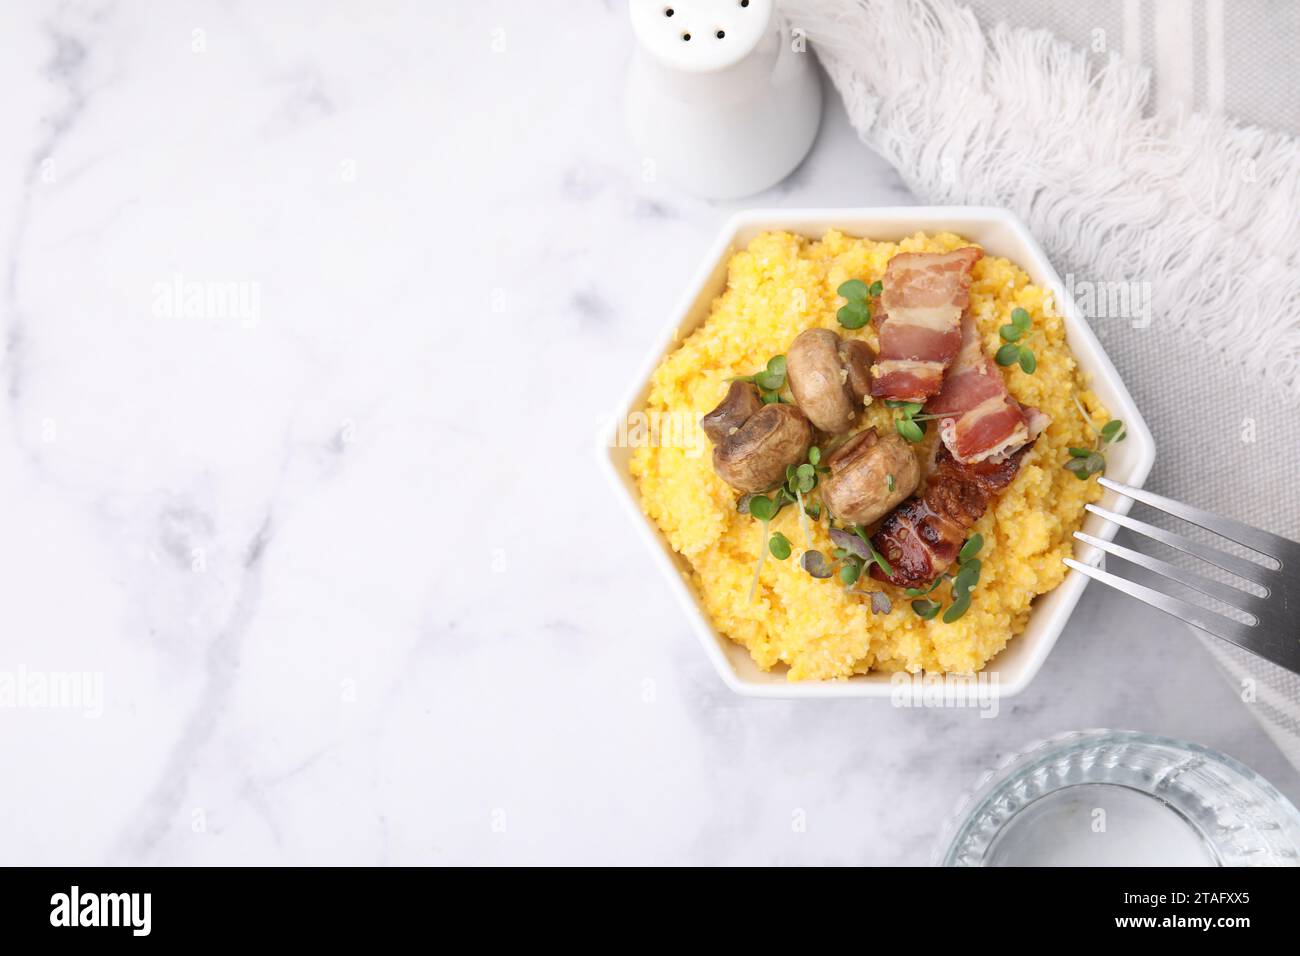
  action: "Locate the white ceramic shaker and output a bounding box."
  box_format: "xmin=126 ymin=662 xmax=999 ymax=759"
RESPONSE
xmin=626 ymin=0 xmax=823 ymax=200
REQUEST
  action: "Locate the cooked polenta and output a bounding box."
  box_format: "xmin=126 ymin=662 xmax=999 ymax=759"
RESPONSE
xmin=630 ymin=230 xmax=1106 ymax=680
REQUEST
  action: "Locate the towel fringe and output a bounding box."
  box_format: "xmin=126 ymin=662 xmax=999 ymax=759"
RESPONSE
xmin=785 ymin=0 xmax=1300 ymax=401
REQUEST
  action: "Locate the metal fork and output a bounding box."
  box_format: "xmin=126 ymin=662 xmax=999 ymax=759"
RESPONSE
xmin=1063 ymin=477 xmax=1300 ymax=676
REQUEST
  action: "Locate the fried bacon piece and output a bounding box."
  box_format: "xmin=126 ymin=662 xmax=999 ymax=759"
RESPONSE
xmin=927 ymin=316 xmax=1050 ymax=464
xmin=870 ymin=247 xmax=982 ymax=403
xmin=868 ymin=443 xmax=1033 ymax=589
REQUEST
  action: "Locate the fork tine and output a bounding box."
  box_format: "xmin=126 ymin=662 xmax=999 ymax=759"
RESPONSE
xmin=1084 ymin=503 xmax=1277 ymax=587
xmin=1063 ymin=557 xmax=1263 ymax=654
xmin=1098 ymin=477 xmax=1289 ymax=565
xmin=1067 ymin=557 xmax=1300 ymax=676
xmin=1073 ymin=530 xmax=1267 ymax=613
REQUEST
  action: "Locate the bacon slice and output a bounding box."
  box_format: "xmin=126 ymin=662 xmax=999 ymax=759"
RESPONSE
xmin=927 ymin=316 xmax=1049 ymax=465
xmin=870 ymin=247 xmax=982 ymax=402
xmin=869 ymin=443 xmax=1033 ymax=589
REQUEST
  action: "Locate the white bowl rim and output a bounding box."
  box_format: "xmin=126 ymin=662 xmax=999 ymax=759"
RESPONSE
xmin=598 ymin=206 xmax=1156 ymax=698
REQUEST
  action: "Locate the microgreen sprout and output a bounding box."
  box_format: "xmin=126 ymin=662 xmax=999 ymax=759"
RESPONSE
xmin=769 ymin=531 xmax=792 ymax=560
xmin=943 ymin=557 xmax=981 ymax=623
xmin=733 ymin=354 xmax=789 ymax=404
xmin=1065 ymin=396 xmax=1126 ymax=481
xmin=781 ymin=447 xmax=826 ymax=549
xmin=801 ymin=550 xmax=832 ymax=579
xmin=858 ymin=526 xmax=894 ymax=578
xmin=995 ymin=308 xmax=1037 ymax=374
xmin=839 ymin=560 xmax=860 ymax=585
xmin=836 ymin=278 xmax=882 ymax=330
xmin=745 ymin=493 xmax=778 ymax=602
xmin=911 ymin=599 xmax=941 ymax=620
xmin=740 ymin=445 xmax=836 ymax=598
xmin=904 ymin=577 xmax=943 ymax=598
xmin=826 ymin=526 xmax=893 ymax=584
xmin=747 ymin=494 xmax=776 ymax=522
xmin=886 ymin=399 xmax=928 ymax=444
xmin=907 ymin=532 xmax=984 ymax=622
xmin=826 ymin=527 xmax=893 ymax=611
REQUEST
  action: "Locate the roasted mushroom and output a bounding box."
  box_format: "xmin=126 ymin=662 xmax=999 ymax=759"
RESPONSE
xmin=821 ymin=428 xmax=920 ymax=526
xmin=842 ymin=339 xmax=874 ymax=404
xmin=786 ymin=329 xmax=875 ymax=433
xmin=700 ymin=382 xmax=813 ymax=493
xmin=700 ymin=380 xmax=763 ymax=445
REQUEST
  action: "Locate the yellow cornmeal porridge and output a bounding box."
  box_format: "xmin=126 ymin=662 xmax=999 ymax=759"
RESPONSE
xmin=630 ymin=230 xmax=1107 ymax=680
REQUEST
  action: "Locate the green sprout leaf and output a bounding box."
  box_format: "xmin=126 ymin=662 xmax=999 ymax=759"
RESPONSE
xmin=999 ymin=324 xmax=1022 ymax=342
xmin=1018 ymin=349 xmax=1037 ymax=374
xmin=1011 ymin=307 xmax=1031 ymax=330
xmin=837 ymin=302 xmax=870 ymax=330
xmin=1063 ymin=409 xmax=1126 ymax=483
xmin=749 ymin=354 xmax=787 ymax=392
xmin=845 ymin=524 xmax=893 ymax=579
xmin=896 ymin=417 xmax=925 ymax=443
xmin=904 ymin=576 xmax=944 ymax=598
xmin=912 ymin=599 xmax=942 ymax=620
xmin=995 ymin=343 xmax=1021 ymax=366
xmin=839 ymin=563 xmax=860 ymax=585
xmin=952 ymin=559 xmax=981 ymax=597
xmin=1064 ymin=453 xmax=1105 ymax=480
xmin=748 ymin=495 xmax=776 ymax=522
xmin=837 ymin=279 xmax=868 ymax=301
xmin=867 ymin=543 xmax=893 ymax=578
xmin=958 ymin=534 xmax=983 ymax=563
xmin=769 ymin=532 xmax=792 ymax=560
xmin=942 ymin=592 xmax=972 ymax=623
xmin=868 ymin=280 xmax=883 ymax=297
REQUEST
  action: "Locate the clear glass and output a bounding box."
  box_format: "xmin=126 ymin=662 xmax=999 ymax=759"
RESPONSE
xmin=938 ymin=730 xmax=1300 ymax=866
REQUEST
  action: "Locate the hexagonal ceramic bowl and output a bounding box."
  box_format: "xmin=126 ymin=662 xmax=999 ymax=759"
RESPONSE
xmin=600 ymin=208 xmax=1155 ymax=697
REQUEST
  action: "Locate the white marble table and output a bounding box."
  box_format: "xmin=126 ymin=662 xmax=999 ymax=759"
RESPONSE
xmin=2 ymin=1 xmax=1295 ymax=865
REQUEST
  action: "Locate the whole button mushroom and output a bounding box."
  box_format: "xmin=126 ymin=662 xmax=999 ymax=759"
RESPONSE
xmin=700 ymin=382 xmax=813 ymax=493
xmin=786 ymin=329 xmax=875 ymax=434
xmin=821 ymin=428 xmax=920 ymax=526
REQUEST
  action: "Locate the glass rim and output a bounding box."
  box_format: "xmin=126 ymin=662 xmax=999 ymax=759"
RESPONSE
xmin=935 ymin=728 xmax=1300 ymax=866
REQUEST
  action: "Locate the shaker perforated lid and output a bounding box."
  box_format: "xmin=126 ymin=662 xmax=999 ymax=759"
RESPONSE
xmin=628 ymin=0 xmax=774 ymax=73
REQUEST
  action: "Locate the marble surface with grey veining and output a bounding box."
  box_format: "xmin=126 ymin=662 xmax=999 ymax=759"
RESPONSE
xmin=1 ymin=1 xmax=1295 ymax=865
